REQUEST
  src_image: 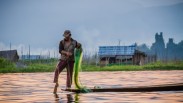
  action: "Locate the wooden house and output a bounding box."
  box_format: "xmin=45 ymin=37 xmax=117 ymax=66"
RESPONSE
xmin=98 ymin=44 xmax=146 ymax=66
xmin=0 ymin=50 xmax=19 ymax=62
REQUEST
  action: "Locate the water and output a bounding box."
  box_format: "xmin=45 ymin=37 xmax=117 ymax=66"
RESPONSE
xmin=0 ymin=71 xmax=183 ymax=103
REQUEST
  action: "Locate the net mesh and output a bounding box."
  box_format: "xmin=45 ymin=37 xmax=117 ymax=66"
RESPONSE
xmin=73 ymin=48 xmax=92 ymax=93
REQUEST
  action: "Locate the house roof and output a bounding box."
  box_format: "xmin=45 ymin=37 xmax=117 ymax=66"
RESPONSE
xmin=0 ymin=50 xmax=19 ymax=60
xmin=98 ymin=44 xmax=138 ymax=56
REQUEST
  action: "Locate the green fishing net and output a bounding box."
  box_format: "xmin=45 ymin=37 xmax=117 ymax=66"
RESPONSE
xmin=73 ymin=48 xmax=92 ymax=93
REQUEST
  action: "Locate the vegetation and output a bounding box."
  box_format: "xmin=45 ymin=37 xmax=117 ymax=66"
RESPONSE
xmin=0 ymin=58 xmax=57 ymax=73
xmin=82 ymin=61 xmax=183 ymax=71
xmin=0 ymin=58 xmax=16 ymax=73
xmin=0 ymin=57 xmax=183 ymax=73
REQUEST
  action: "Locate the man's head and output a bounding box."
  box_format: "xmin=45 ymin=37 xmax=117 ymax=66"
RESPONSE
xmin=63 ymin=30 xmax=71 ymax=40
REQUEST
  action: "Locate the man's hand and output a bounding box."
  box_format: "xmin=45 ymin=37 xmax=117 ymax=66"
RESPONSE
xmin=79 ymin=47 xmax=83 ymax=52
xmin=66 ymin=52 xmax=72 ymax=57
xmin=77 ymin=43 xmax=82 ymax=49
xmin=61 ymin=50 xmax=72 ymax=57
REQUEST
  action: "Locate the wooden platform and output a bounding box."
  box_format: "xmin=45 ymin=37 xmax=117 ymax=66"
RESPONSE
xmin=63 ymin=83 xmax=183 ymax=93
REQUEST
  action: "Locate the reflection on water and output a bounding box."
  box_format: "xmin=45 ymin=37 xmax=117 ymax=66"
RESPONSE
xmin=0 ymin=71 xmax=183 ymax=103
xmin=54 ymin=93 xmax=75 ymax=103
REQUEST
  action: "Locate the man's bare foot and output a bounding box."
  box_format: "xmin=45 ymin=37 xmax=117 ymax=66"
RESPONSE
xmin=53 ymin=83 xmax=59 ymax=94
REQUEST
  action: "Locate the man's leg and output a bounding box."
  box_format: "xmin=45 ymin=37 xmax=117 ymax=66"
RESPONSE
xmin=53 ymin=60 xmax=67 ymax=93
xmin=66 ymin=61 xmax=74 ymax=88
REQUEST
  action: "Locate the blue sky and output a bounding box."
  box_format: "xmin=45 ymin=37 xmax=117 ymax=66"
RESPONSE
xmin=0 ymin=0 xmax=183 ymax=57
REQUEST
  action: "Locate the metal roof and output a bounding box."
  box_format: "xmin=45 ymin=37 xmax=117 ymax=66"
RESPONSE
xmin=98 ymin=44 xmax=137 ymax=56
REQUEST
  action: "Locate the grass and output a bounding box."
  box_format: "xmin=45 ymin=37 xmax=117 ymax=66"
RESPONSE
xmin=0 ymin=58 xmax=16 ymax=73
xmin=0 ymin=57 xmax=183 ymax=73
xmin=81 ymin=61 xmax=183 ymax=71
xmin=143 ymin=61 xmax=183 ymax=70
xmin=0 ymin=58 xmax=57 ymax=73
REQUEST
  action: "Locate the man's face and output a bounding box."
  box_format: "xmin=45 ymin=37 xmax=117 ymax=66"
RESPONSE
xmin=64 ymin=35 xmax=71 ymax=41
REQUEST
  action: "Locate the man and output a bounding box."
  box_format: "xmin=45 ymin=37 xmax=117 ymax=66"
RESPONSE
xmin=53 ymin=30 xmax=82 ymax=93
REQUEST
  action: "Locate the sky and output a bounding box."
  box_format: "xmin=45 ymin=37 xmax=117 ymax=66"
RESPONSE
xmin=0 ymin=0 xmax=183 ymax=57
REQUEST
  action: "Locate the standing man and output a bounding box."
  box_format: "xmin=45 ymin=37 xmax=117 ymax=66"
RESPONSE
xmin=53 ymin=30 xmax=82 ymax=93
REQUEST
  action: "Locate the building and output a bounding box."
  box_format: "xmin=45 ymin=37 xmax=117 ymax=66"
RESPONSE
xmin=98 ymin=44 xmax=146 ymax=66
xmin=0 ymin=50 xmax=19 ymax=62
xmin=21 ymin=55 xmax=48 ymax=60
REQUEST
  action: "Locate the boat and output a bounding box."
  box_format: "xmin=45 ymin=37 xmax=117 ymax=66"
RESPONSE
xmin=63 ymin=83 xmax=183 ymax=93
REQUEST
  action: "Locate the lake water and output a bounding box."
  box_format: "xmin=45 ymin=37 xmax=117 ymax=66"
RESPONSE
xmin=0 ymin=71 xmax=183 ymax=103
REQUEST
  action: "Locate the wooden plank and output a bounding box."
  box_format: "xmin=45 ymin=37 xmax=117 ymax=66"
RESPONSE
xmin=63 ymin=83 xmax=183 ymax=93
